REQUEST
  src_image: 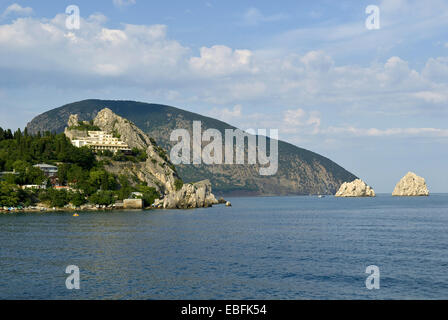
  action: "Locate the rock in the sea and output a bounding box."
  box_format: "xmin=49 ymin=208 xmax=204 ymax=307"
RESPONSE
xmin=335 ymin=179 xmax=375 ymax=197
xmin=392 ymin=172 xmax=429 ymax=196
xmin=225 ymin=201 xmax=232 ymax=207
xmin=218 ymin=197 xmax=226 ymax=204
xmin=159 ymin=180 xmax=218 ymax=209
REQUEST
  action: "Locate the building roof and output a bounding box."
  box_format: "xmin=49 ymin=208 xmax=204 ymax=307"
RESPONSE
xmin=33 ymin=164 xmax=58 ymax=169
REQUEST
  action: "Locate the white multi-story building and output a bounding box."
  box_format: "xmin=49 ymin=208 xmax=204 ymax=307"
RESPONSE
xmin=71 ymin=131 xmax=131 ymax=153
xmin=33 ymin=163 xmax=58 ymax=177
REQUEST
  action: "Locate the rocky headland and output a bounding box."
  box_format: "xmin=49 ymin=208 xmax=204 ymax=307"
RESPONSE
xmin=65 ymin=108 xmax=220 ymax=209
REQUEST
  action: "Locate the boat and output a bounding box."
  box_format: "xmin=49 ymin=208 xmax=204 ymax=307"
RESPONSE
xmin=73 ymin=213 xmax=79 ymax=217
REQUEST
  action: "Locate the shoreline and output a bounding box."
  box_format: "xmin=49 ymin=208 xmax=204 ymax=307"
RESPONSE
xmin=0 ymin=205 xmax=149 ymax=213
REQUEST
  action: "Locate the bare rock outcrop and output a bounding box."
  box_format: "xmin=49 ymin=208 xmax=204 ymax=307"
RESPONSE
xmin=92 ymin=108 xmax=178 ymax=193
xmin=154 ymin=180 xmax=218 ymax=209
xmin=67 ymin=114 xmax=79 ymax=127
xmin=335 ymin=179 xmax=375 ymax=197
xmin=392 ymin=172 xmax=429 ymax=196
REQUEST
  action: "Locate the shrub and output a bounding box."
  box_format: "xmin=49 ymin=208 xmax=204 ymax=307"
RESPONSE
xmin=137 ymin=185 xmax=161 ymax=206
xmin=39 ymin=189 xmax=70 ymax=207
xmin=69 ymin=192 xmax=87 ymax=207
xmin=174 ymin=179 xmax=183 ymax=191
xmin=89 ymin=190 xmax=115 ymax=206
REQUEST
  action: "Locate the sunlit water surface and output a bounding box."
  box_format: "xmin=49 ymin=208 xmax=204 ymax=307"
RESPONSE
xmin=1 ymin=194 xmax=448 ymax=299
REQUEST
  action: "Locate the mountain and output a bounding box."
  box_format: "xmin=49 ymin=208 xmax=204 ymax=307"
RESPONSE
xmin=26 ymin=99 xmax=357 ymax=195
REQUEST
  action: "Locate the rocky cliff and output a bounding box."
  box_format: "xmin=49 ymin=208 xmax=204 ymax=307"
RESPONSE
xmin=392 ymin=172 xmax=429 ymax=196
xmin=335 ymin=179 xmax=376 ymax=197
xmin=64 ymin=108 xmax=218 ymax=208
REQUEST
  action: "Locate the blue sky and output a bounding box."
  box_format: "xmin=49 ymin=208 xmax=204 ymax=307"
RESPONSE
xmin=1 ymin=0 xmax=448 ymax=192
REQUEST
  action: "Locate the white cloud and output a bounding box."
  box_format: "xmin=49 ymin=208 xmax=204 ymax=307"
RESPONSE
xmin=325 ymin=126 xmax=448 ymax=138
xmin=300 ymin=50 xmax=334 ymax=73
xmin=242 ymin=7 xmax=288 ymax=26
xmin=0 ymin=14 xmax=189 ymax=78
xmin=209 ymin=104 xmax=242 ymax=122
xmin=283 ymin=109 xmax=321 ymax=134
xmin=414 ymin=91 xmax=447 ymax=104
xmin=1 ymin=3 xmax=33 ymax=18
xmin=189 ymin=45 xmax=257 ymax=76
xmin=0 ymin=10 xmax=448 ymax=145
xmin=113 ymin=0 xmax=136 ymax=8
xmin=422 ymin=57 xmax=448 ymax=82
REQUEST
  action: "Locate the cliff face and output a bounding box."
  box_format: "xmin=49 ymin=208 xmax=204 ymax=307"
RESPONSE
xmin=392 ymin=172 xmax=429 ymax=196
xmin=64 ymin=108 xmax=218 ymax=208
xmin=335 ymin=179 xmax=376 ymax=197
xmin=27 ymin=99 xmax=358 ymax=195
xmin=93 ymin=108 xmax=179 ymax=194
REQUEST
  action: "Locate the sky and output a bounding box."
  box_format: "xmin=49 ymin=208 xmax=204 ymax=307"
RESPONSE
xmin=0 ymin=0 xmax=448 ymax=192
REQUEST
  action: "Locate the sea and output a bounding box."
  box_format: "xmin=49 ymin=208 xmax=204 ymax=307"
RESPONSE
xmin=1 ymin=194 xmax=448 ymax=300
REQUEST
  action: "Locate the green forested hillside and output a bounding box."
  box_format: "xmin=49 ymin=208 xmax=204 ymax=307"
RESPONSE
xmin=0 ymin=127 xmax=158 ymax=207
xmin=26 ymin=99 xmax=357 ymax=195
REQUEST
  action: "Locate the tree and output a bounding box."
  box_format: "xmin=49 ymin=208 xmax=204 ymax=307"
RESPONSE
xmin=39 ymin=189 xmax=70 ymax=207
xmin=0 ymin=181 xmax=20 ymax=207
xmin=69 ymin=192 xmax=86 ymax=207
xmin=137 ymin=185 xmax=160 ymax=206
xmin=89 ymin=190 xmax=115 ymax=205
xmin=117 ymin=175 xmax=133 ymax=200
xmin=174 ymin=179 xmax=184 ymax=191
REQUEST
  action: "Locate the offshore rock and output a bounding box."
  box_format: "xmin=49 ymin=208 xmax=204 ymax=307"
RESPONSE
xmin=392 ymin=172 xmax=429 ymax=196
xmin=335 ymin=179 xmax=375 ymax=197
xmin=159 ymin=180 xmax=218 ymax=209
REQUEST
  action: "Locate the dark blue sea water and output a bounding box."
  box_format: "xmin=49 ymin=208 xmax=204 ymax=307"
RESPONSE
xmin=1 ymin=194 xmax=448 ymax=299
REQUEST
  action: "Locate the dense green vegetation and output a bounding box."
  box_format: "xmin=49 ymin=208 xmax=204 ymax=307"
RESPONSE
xmin=0 ymin=127 xmax=160 ymax=208
xmin=174 ymin=179 xmax=184 ymax=191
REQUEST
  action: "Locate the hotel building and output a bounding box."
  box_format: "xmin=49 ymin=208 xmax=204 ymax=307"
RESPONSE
xmin=71 ymin=131 xmax=131 ymax=153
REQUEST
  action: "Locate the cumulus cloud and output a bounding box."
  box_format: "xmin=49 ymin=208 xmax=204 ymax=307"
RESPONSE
xmin=189 ymin=45 xmax=257 ymax=76
xmin=0 ymin=10 xmax=447 ymax=144
xmin=0 ymin=14 xmax=189 ymax=80
xmin=1 ymin=3 xmax=33 ymax=18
